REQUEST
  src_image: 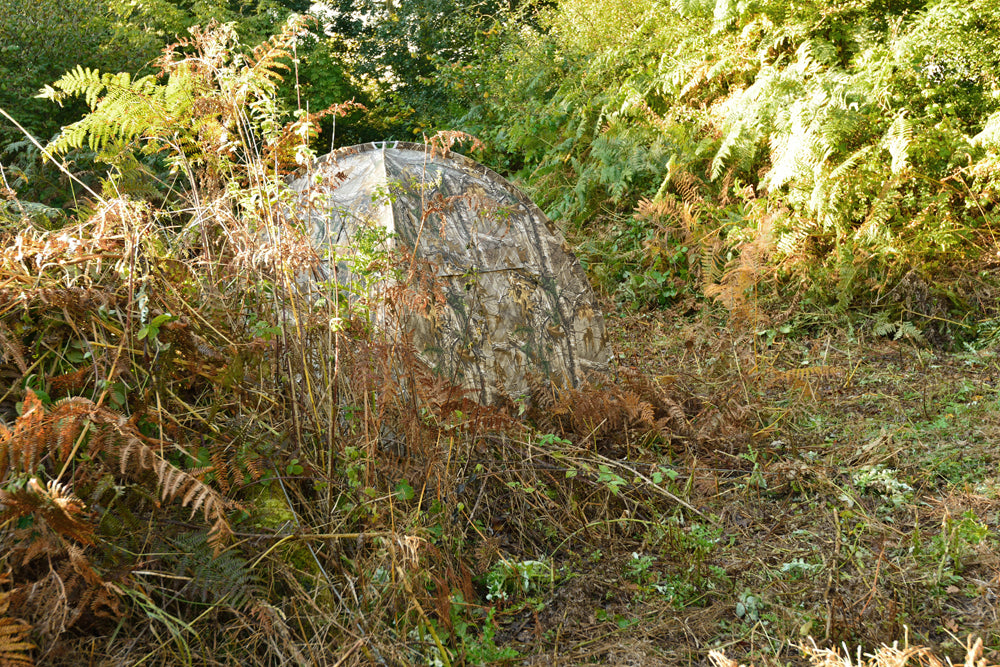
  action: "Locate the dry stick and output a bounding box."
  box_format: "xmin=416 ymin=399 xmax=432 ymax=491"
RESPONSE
xmin=550 ymin=516 xmax=660 ymax=560
xmin=731 ymin=337 xmax=755 ymax=409
xmin=824 ymin=509 xmax=840 ymax=642
xmin=128 ymin=584 xmax=238 ymax=667
xmin=283 ymin=283 xmax=315 ymax=443
xmin=858 ymin=539 xmax=887 ymax=618
xmin=0 ymin=106 xmax=104 ymax=203
xmin=397 ymin=564 xmax=452 ymax=667
xmin=273 ymin=474 xmax=338 ymax=590
xmin=331 ymin=638 xmax=364 ymax=667
xmin=591 ymin=452 xmax=705 ymax=518
xmin=274 ymin=611 xmax=314 ymax=667
xmin=262 ymin=476 xmax=386 ymax=665
xmin=55 ymin=421 xmax=91 ymax=483
xmin=88 ymin=320 xmax=107 ymax=395
xmin=326 ymin=225 xmax=340 ymax=514
xmin=552 ymin=614 xmax=562 ymax=666
xmin=154 ymin=389 xmax=165 ymax=450
xmin=159 ymin=276 xmax=237 ymax=348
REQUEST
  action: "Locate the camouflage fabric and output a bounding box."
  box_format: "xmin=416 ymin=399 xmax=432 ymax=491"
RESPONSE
xmin=288 ymin=141 xmax=608 ymax=404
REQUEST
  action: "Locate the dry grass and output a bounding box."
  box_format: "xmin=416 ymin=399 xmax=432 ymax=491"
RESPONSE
xmin=712 ymin=635 xmax=996 ymax=666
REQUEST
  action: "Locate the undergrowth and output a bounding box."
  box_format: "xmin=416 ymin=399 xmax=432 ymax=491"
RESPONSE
xmin=1 ymin=14 xmax=999 ymax=667
xmin=0 ymin=19 xmax=724 ymax=667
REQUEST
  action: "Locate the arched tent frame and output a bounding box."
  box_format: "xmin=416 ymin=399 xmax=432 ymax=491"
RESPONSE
xmin=289 ymin=141 xmax=608 ymax=404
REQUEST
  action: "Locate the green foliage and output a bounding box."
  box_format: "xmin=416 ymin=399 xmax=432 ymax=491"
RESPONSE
xmin=285 ymin=35 xmax=372 ymax=146
xmin=314 ymin=0 xmax=513 ymax=139
xmin=450 ymin=602 xmax=519 ymax=664
xmin=10 ymin=6 xmax=1000 ymax=661
xmin=0 ymin=22 xmax=343 ymax=661
xmin=872 ymin=314 xmax=928 ymax=346
xmin=128 ymin=0 xmax=312 ymax=43
xmin=33 ymin=17 xmax=331 ymax=209
xmin=2 ymin=0 xmax=362 ymax=209
xmin=851 ymin=465 xmax=915 ymax=509
xmin=442 ymin=0 xmax=1000 ymax=325
xmin=40 ymin=68 xmax=182 ymax=154
xmin=0 ymin=0 xmax=161 ymax=147
xmin=160 ymin=532 xmax=257 ymax=611
xmin=483 ymin=559 xmax=549 ymax=602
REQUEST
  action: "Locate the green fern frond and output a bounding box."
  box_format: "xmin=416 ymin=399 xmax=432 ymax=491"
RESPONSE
xmin=972 ymin=110 xmax=1000 ymax=148
xmin=885 ymin=113 xmax=913 ymax=175
xmin=711 ymin=120 xmax=744 ymax=180
xmin=872 ymin=315 xmax=927 ymax=345
xmin=712 ymin=0 xmax=737 ymax=34
xmin=671 ymin=0 xmax=712 ymax=18
xmin=41 ymin=66 xmax=171 ymax=153
xmin=828 ymin=145 xmax=875 ymax=181
xmin=166 ymin=532 xmax=256 ymax=611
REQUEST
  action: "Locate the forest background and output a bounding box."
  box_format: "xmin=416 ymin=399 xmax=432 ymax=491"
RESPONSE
xmin=2 ymin=0 xmax=1000 ymax=665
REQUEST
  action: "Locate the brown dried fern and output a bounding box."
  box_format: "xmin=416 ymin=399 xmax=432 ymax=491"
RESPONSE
xmin=3 ymin=391 xmax=49 ymax=475
xmin=0 ymin=323 xmax=27 ymax=375
xmin=0 ymin=478 xmax=95 ymax=546
xmin=531 ymin=370 xmax=689 ymax=449
xmin=0 ymin=616 xmax=34 ymax=667
xmin=48 ymin=364 xmax=94 ymax=399
xmin=1 ymin=391 xmax=233 ymax=553
xmin=703 ymin=213 xmax=775 ymax=330
xmin=117 ymin=439 xmax=232 ymax=551
xmin=0 ymin=573 xmax=34 ymax=667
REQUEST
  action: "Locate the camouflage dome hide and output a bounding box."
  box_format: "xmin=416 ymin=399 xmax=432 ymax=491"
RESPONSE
xmin=288 ymin=141 xmax=608 ymax=404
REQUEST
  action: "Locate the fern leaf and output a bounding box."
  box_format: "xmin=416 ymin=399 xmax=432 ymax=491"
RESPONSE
xmin=0 ymin=322 xmax=28 ymax=374
xmin=712 ymin=0 xmax=737 ymax=33
xmin=185 ymin=486 xmax=211 ymax=520
xmin=894 ymin=321 xmax=927 ymax=345
xmin=160 ymin=464 xmax=184 ymax=502
xmin=828 ymin=145 xmax=874 ymax=182
xmin=0 ymin=617 xmax=35 ymax=667
xmin=972 ymin=110 xmax=1000 ymax=148
xmin=711 ymin=120 xmax=743 ymax=180
xmin=208 ymin=517 xmax=233 ymax=555
xmin=44 ymin=66 xmax=166 ymax=153
xmin=182 ymin=478 xmax=206 ymax=509
xmin=119 ymin=439 xmax=139 ymax=476
xmin=0 ymin=479 xmax=94 ymax=545
xmin=885 ymin=113 xmax=912 ymax=175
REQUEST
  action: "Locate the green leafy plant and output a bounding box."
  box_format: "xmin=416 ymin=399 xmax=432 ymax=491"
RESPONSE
xmin=596 ymin=464 xmax=628 ymax=495
xmin=626 ymin=551 xmax=656 ymax=585
xmin=484 ymin=559 xmax=549 ymax=603
xmin=449 ymin=598 xmax=519 ymax=664
xmin=735 ymin=589 xmax=763 ymax=623
xmin=136 ymin=312 xmax=176 ymax=343
xmin=851 ymin=465 xmax=914 ymax=508
xmin=779 ymin=558 xmax=822 ymax=579
xmin=928 ymin=510 xmax=989 ymax=584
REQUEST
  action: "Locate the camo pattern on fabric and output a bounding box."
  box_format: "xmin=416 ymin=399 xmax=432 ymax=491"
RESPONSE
xmin=288 ymin=142 xmax=608 ymax=404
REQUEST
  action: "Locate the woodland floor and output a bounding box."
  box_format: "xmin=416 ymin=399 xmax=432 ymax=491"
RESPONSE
xmin=484 ymin=304 xmax=1000 ymax=666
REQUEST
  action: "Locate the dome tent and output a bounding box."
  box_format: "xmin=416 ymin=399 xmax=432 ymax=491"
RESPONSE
xmin=288 ymin=141 xmax=608 ymax=404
